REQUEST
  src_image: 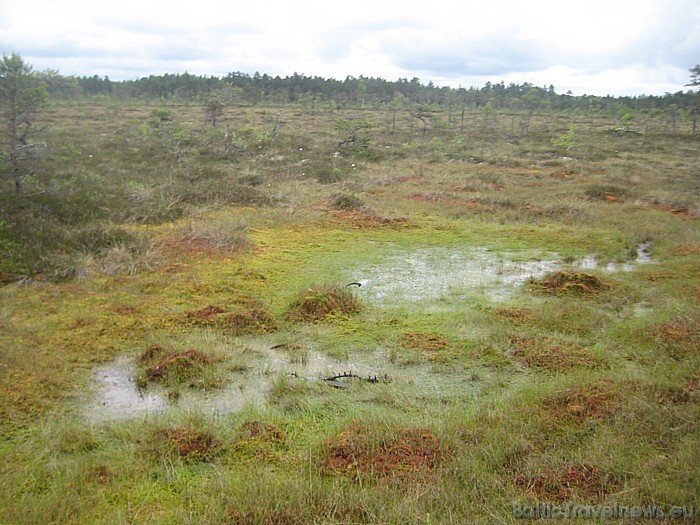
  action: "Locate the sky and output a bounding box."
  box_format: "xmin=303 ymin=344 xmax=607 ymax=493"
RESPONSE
xmin=1 ymin=0 xmax=699 ymax=96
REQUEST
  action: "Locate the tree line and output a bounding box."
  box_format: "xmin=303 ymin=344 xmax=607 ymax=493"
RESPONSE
xmin=46 ymin=70 xmax=699 ymax=114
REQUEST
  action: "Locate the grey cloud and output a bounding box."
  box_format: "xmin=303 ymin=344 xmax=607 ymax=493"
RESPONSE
xmin=379 ymin=30 xmax=552 ymax=77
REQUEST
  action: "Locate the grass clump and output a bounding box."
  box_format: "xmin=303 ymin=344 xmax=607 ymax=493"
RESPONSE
xmin=584 ymin=184 xmax=630 ymax=202
xmin=529 ymin=271 xmax=609 ymax=296
xmin=136 ymin=344 xmax=223 ymax=389
xmin=175 ymin=216 xmax=252 ymax=254
xmin=286 ymin=285 xmax=361 ymax=322
xmin=330 ymin=192 xmax=365 ymax=211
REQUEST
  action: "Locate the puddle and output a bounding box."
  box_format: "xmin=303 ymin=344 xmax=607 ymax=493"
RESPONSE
xmin=87 ymin=243 xmax=653 ymax=420
xmin=348 ymin=247 xmax=560 ymax=304
xmin=347 ymin=244 xmax=652 ymax=305
xmin=87 ymin=341 xmax=481 ymax=421
xmin=91 ymin=355 xmax=168 ymax=418
xmin=578 ymin=242 xmax=651 ymax=273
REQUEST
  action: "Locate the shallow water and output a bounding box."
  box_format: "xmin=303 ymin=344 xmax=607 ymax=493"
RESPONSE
xmin=87 ymin=243 xmax=652 ymax=420
xmin=578 ymin=242 xmax=652 ymax=273
xmin=348 ymin=247 xmax=560 ymax=304
xmin=347 ymin=243 xmax=652 ymax=305
xmin=87 ymin=342 xmax=479 ymax=421
xmin=91 ymin=355 xmax=167 ymax=419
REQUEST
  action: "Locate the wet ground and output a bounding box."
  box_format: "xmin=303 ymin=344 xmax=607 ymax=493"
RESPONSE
xmin=346 ymin=243 xmax=652 ymax=305
xmin=87 ymin=342 xmax=482 ymax=421
xmin=87 ymin=244 xmax=652 ymax=421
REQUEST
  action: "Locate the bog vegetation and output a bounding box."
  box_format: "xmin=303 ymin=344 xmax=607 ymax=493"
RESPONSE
xmin=0 ymin=55 xmax=698 ymax=523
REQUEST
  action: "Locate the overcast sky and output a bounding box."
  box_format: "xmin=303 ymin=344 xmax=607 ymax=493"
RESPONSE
xmin=1 ymin=0 xmax=698 ymax=96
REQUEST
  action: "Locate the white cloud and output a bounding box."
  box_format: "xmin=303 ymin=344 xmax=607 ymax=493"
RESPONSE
xmin=0 ymin=0 xmax=698 ymax=95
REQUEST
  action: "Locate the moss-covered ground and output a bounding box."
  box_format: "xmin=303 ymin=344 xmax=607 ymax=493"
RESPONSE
xmin=0 ymin=102 xmax=697 ymax=523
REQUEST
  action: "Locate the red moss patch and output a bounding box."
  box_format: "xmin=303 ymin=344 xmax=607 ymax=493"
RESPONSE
xmin=323 ymin=425 xmax=444 ymax=479
xmin=237 ymin=421 xmax=286 ymax=443
xmin=515 ymin=462 xmax=619 ymax=502
xmin=186 ymin=304 xmax=227 ymax=324
xmin=495 ymin=307 xmax=536 ymax=325
xmin=641 ymin=201 xmax=697 ymax=218
xmin=685 ymin=374 xmax=700 ymax=398
xmin=529 ymin=271 xmax=609 ymax=296
xmin=509 ymin=335 xmax=601 ymax=372
xmin=185 ymin=301 xmax=277 ymax=335
xmin=145 ymin=349 xmax=210 ymax=382
xmin=85 ymin=465 xmax=111 ymax=484
xmin=156 ymin=426 xmax=219 ymax=463
xmin=138 ymin=344 xmax=167 ymax=364
xmin=112 ymin=304 xmax=138 ymax=315
xmin=406 ymin=193 xmax=484 ymax=208
xmin=543 ymin=378 xmax=621 ymax=423
xmin=225 ymin=309 xmax=278 ymax=335
xmin=399 ymin=331 xmax=450 ymax=352
xmin=329 ymin=209 xmax=410 ymax=229
xmin=671 ymin=243 xmax=700 ymax=255
xmin=550 ymin=171 xmax=577 ymax=179
xmin=653 ymin=319 xmax=699 ymax=358
xmin=162 ymin=236 xmax=227 ymax=257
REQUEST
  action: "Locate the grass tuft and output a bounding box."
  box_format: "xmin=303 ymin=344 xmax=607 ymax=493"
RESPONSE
xmin=286 ymin=285 xmax=362 ymax=322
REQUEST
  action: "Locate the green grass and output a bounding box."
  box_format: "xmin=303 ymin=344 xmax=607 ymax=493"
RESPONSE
xmin=0 ymin=100 xmax=698 ymax=523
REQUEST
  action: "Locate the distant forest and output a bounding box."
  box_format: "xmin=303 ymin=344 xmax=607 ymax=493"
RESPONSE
xmin=45 ymin=71 xmax=698 ymax=113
